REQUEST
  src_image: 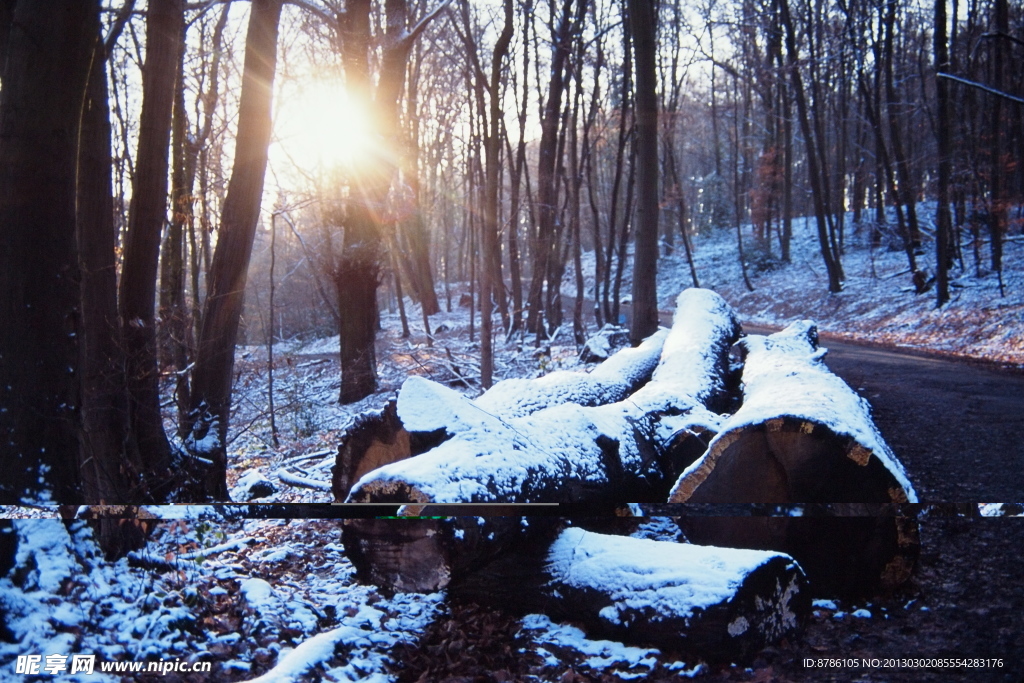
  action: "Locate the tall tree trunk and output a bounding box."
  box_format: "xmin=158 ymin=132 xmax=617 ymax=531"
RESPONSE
xmin=882 ymin=0 xmax=921 ymax=250
xmin=336 ymin=0 xmax=448 ymax=402
xmin=161 ymin=42 xmax=193 ymax=436
xmin=0 ymin=0 xmax=14 ymax=67
xmin=603 ymin=19 xmax=633 ymax=325
xmin=117 ymin=0 xmax=182 ymax=499
xmin=0 ymin=0 xmax=96 ymax=503
xmin=525 ymin=0 xmax=574 ymax=338
xmin=780 ymin=60 xmax=793 ymax=262
xmin=398 ymin=51 xmax=440 ymax=317
xmin=187 ymin=0 xmax=283 ymax=499
xmin=989 ymin=0 xmax=1007 ymax=294
xmin=77 ymin=9 xmax=147 ymax=504
xmin=778 ymin=0 xmax=843 ymax=293
xmin=935 ymin=0 xmax=953 ymax=306
xmin=481 ymin=0 xmax=514 ymax=388
xmin=628 ymin=0 xmax=659 ymax=343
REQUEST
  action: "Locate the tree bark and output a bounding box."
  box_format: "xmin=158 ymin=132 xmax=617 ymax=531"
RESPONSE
xmin=935 ymin=0 xmax=953 ymax=307
xmin=335 ymin=0 xmax=449 ymax=403
xmin=0 ymin=0 xmax=97 ymax=503
xmin=480 ymin=0 xmax=514 ymax=388
xmin=988 ymin=0 xmax=1008 ymax=293
xmin=525 ymin=0 xmax=575 ymax=338
xmin=627 ymin=0 xmax=660 ymax=343
xmin=187 ymin=0 xmax=283 ymax=500
xmin=117 ymin=0 xmax=183 ymax=499
xmin=778 ymin=0 xmax=843 ymax=293
xmin=77 ymin=9 xmax=147 ymax=504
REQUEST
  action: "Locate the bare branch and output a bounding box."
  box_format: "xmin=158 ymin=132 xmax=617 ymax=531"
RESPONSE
xmin=396 ymin=0 xmax=454 ymax=54
xmin=103 ymin=0 xmax=138 ymax=57
xmin=938 ymin=72 xmax=1024 ymax=106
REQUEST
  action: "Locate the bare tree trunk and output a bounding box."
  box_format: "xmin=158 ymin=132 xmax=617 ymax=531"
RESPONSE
xmin=116 ymin=0 xmax=182 ymax=499
xmin=526 ymin=0 xmax=575 ymax=338
xmin=265 ymin=213 xmax=279 ymax=447
xmin=935 ymin=0 xmax=953 ymax=307
xmin=628 ymin=0 xmax=659 ymax=343
xmin=187 ymin=0 xmax=283 ymax=499
xmin=989 ymin=0 xmax=1007 ymax=295
xmin=603 ymin=22 xmax=633 ymax=326
xmin=77 ymin=8 xmax=147 ymax=504
xmin=778 ymin=0 xmax=843 ymax=293
xmin=480 ymin=0 xmax=514 ymax=388
xmin=161 ymin=41 xmax=193 ymax=436
xmin=0 ymin=0 xmax=97 ymax=503
xmin=0 ymin=0 xmax=14 ymax=65
xmin=335 ymin=0 xmax=449 ymax=402
xmin=612 ymin=137 xmax=637 ymax=326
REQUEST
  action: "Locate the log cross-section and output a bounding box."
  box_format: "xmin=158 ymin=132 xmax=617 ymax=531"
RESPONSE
xmin=669 ymin=320 xmax=916 ymax=505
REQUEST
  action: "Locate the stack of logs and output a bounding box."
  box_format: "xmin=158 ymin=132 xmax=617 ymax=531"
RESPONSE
xmin=332 ymin=288 xmax=919 ymax=660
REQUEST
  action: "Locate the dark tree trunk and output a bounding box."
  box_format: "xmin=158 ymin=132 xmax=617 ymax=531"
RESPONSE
xmin=335 ymin=0 xmax=448 ymax=402
xmin=480 ymin=0 xmax=514 ymax=388
xmin=160 ymin=41 xmax=194 ymax=436
xmin=187 ymin=0 xmax=283 ymax=499
xmin=935 ymin=0 xmax=953 ymax=307
xmin=627 ymin=0 xmax=659 ymax=343
xmin=778 ymin=0 xmax=843 ymax=293
xmin=525 ymin=0 xmax=574 ymax=338
xmin=117 ymin=0 xmax=182 ymax=498
xmin=77 ymin=11 xmax=147 ymax=503
xmin=882 ymin=0 xmax=921 ymax=252
xmin=0 ymin=0 xmax=97 ymax=503
xmin=0 ymin=0 xmax=14 ymax=65
xmin=989 ymin=0 xmax=1008 ymax=294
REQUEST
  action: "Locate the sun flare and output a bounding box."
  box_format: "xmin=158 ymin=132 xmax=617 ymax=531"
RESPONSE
xmin=274 ymin=80 xmax=373 ymax=172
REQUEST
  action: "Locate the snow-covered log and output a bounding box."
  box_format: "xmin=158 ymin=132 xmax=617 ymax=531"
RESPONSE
xmin=668 ymin=321 xmax=920 ymax=595
xmin=331 ymin=329 xmax=669 ymax=500
xmin=532 ymin=528 xmax=808 ymax=658
xmin=344 ymin=520 xmax=808 ymax=658
xmin=345 ymin=289 xmax=741 ymax=506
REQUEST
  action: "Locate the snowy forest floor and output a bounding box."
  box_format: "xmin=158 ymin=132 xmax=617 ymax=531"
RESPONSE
xmin=3 ymin=206 xmax=1023 ymax=681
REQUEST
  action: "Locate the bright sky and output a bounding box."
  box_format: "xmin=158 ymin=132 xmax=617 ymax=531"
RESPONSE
xmin=270 ymin=77 xmax=374 ymax=179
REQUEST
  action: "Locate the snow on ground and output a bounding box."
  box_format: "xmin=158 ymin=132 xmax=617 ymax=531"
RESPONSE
xmin=0 ymin=514 xmax=442 ymax=681
xmin=572 ymin=203 xmax=1023 ymax=366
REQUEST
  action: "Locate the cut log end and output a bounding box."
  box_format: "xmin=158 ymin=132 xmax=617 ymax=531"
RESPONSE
xmin=670 ymin=417 xmax=907 ymax=505
xmin=332 ymin=398 xmax=446 ymax=501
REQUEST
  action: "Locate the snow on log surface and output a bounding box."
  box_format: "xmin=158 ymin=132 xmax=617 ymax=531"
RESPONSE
xmin=473 ymin=327 xmax=669 ymax=420
xmin=331 ymin=328 xmax=668 ymax=500
xmin=345 ymin=289 xmax=741 ymax=505
xmin=535 ymin=528 xmax=809 ymax=659
xmin=347 ymin=381 xmax=666 ymax=504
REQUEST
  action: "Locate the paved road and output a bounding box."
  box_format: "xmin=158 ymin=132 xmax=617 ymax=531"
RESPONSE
xmin=741 ymin=324 xmax=1024 ymax=502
